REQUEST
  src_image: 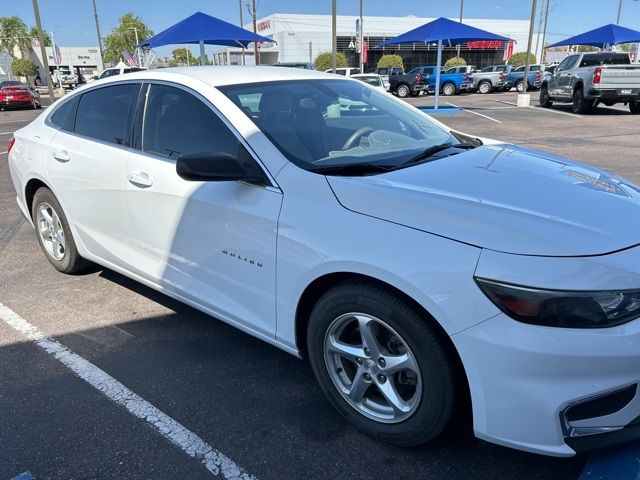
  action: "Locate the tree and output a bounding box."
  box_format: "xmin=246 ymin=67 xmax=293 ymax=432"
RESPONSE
xmin=0 ymin=16 xmax=31 ymax=59
xmin=507 ymin=52 xmax=537 ymax=68
xmin=377 ymin=54 xmax=404 ymax=70
xmin=11 ymin=58 xmax=38 ymax=80
xmin=103 ymin=13 xmax=153 ymax=64
xmin=28 ymin=26 xmax=51 ymax=47
xmin=314 ymin=51 xmax=348 ymax=71
xmin=577 ymin=45 xmax=599 ymax=53
xmin=444 ymin=56 xmax=467 ymax=69
xmin=171 ymin=47 xmax=200 ymax=66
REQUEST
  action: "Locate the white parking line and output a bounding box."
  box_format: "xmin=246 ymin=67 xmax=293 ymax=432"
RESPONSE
xmin=446 ymin=102 xmax=502 ymax=123
xmin=0 ymin=131 xmax=13 ymax=136
xmin=0 ymin=302 xmax=256 ymax=480
xmin=493 ymin=100 xmax=518 ymax=106
xmin=529 ymin=106 xmax=583 ymax=118
xmin=0 ymin=151 xmax=7 ymax=155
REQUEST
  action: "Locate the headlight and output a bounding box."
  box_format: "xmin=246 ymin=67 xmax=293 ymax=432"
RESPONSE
xmin=475 ymin=278 xmax=640 ymax=328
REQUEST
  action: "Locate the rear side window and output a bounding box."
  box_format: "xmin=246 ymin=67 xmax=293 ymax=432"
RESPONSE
xmin=75 ymin=84 xmax=138 ymax=145
xmin=49 ymin=95 xmax=79 ymax=132
xmin=141 ymin=84 xmax=238 ymax=159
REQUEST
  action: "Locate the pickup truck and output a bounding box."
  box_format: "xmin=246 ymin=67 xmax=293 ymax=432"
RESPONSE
xmin=468 ymin=69 xmax=510 ymax=94
xmin=368 ymin=67 xmax=404 ymax=91
xmin=408 ymin=66 xmax=474 ymax=96
xmin=388 ymin=71 xmax=429 ymax=98
xmin=507 ymin=65 xmax=544 ymax=92
xmin=539 ymin=52 xmax=640 ymax=114
xmin=51 ymin=68 xmax=78 ymax=89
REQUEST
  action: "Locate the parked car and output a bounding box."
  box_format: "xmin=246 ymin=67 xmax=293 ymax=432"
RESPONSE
xmin=324 ymin=67 xmax=361 ymax=77
xmin=350 ymin=73 xmax=387 ymax=92
xmin=10 ymin=67 xmax=640 ymax=459
xmin=0 ymin=83 xmax=42 ymax=110
xmin=389 ymin=71 xmax=429 ymax=98
xmin=445 ymin=65 xmax=477 ymax=74
xmin=368 ymin=67 xmax=404 ymax=91
xmin=97 ymin=66 xmax=147 ymax=80
xmin=272 ymin=62 xmax=316 ymax=70
xmin=408 ymin=66 xmax=474 ymax=96
xmin=51 ymin=68 xmax=78 ymax=89
xmin=540 ymin=52 xmax=640 ymax=114
xmin=507 ymin=65 xmax=544 ymax=92
xmin=468 ymin=69 xmax=511 ymax=94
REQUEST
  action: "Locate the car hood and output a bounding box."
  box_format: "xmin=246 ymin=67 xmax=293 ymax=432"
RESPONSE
xmin=327 ymin=145 xmax=640 ymax=257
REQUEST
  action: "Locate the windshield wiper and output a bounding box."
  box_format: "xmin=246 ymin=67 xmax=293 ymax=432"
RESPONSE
xmin=309 ymin=162 xmax=393 ymax=176
xmin=395 ymin=142 xmax=478 ymax=170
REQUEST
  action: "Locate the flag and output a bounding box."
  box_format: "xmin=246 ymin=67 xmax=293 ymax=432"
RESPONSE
xmin=122 ymin=51 xmax=137 ymax=67
xmin=363 ymin=41 xmax=368 ymax=64
xmin=502 ymin=40 xmax=515 ymax=61
xmin=54 ymin=45 xmax=62 ymax=65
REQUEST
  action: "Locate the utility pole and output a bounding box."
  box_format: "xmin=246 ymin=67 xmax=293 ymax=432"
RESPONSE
xmin=239 ymin=0 xmax=245 ymax=65
xmin=91 ymin=0 xmax=105 ymax=70
xmin=252 ymin=0 xmax=259 ymax=65
xmin=523 ymin=0 xmax=537 ymax=93
xmin=540 ymin=0 xmax=551 ymax=64
xmin=456 ymin=0 xmax=464 ymax=57
xmin=617 ymin=0 xmax=623 ymax=24
xmin=358 ymin=0 xmax=364 ymax=72
xmin=534 ymin=0 xmax=546 ymax=59
xmin=31 ymin=0 xmax=54 ymax=100
xmin=331 ymin=0 xmax=337 ymax=73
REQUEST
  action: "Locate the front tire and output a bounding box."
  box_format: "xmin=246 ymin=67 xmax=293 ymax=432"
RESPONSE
xmin=396 ymin=84 xmax=411 ymax=98
xmin=441 ymin=83 xmax=456 ymax=96
xmin=31 ymin=187 xmax=90 ymax=274
xmin=630 ymin=101 xmax=640 ymax=114
xmin=515 ymin=80 xmax=525 ymax=93
xmin=477 ymin=81 xmax=492 ymax=94
xmin=307 ymin=281 xmax=458 ymax=447
xmin=539 ymin=84 xmax=553 ymax=108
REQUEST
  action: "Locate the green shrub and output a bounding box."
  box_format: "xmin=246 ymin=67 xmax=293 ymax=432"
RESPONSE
xmin=507 ymin=52 xmax=537 ymax=68
xmin=444 ymin=57 xmax=467 ymax=69
xmin=11 ymin=58 xmax=38 ymax=78
xmin=314 ymin=51 xmax=348 ymax=71
xmin=377 ymin=54 xmax=404 ymax=70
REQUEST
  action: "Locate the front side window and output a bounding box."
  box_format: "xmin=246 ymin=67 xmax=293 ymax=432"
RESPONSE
xmin=220 ymin=79 xmax=453 ymax=173
xmin=75 ymin=83 xmax=138 ymax=145
xmin=142 ymin=84 xmax=238 ymax=159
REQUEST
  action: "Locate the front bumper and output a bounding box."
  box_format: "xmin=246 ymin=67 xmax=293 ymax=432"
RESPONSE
xmin=452 ymin=245 xmax=640 ymax=456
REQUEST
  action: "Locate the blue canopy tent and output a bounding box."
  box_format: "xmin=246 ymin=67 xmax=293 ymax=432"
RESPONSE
xmin=139 ymin=11 xmax=274 ymax=65
xmin=546 ymin=24 xmax=640 ymax=50
xmin=377 ymin=17 xmax=510 ymax=109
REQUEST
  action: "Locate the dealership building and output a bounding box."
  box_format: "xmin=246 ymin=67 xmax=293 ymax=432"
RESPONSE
xmin=31 ymin=46 xmax=103 ymax=83
xmin=211 ymin=13 xmax=539 ymax=70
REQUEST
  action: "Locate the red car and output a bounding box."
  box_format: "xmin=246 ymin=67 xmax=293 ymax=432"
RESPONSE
xmin=0 ymin=82 xmax=42 ymax=110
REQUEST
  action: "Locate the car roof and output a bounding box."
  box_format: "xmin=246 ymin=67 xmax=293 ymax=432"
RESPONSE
xmin=94 ymin=66 xmax=342 ymax=87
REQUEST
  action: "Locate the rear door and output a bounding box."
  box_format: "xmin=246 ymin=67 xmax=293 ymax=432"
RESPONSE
xmin=123 ymin=82 xmax=282 ymax=336
xmin=46 ymin=82 xmax=139 ymax=265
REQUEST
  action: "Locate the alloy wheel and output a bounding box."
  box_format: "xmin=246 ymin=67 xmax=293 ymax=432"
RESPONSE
xmin=324 ymin=312 xmax=422 ymax=424
xmin=36 ymin=202 xmax=66 ymax=261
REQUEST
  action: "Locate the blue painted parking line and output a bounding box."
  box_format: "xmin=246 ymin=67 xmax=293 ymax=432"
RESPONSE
xmin=580 ymin=442 xmax=640 ymax=480
xmin=11 ymin=471 xmax=35 ymax=480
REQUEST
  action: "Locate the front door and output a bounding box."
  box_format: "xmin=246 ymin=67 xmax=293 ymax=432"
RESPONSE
xmin=123 ymin=83 xmax=282 ymax=337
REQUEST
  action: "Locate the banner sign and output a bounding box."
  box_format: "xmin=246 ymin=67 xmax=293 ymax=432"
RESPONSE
xmin=468 ymin=40 xmax=503 ymax=49
xmin=502 ymin=41 xmax=515 ymax=61
xmin=363 ymin=41 xmax=368 ymax=63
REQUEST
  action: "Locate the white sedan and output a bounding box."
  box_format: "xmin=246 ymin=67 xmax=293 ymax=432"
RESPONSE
xmin=8 ymin=66 xmax=640 ymax=457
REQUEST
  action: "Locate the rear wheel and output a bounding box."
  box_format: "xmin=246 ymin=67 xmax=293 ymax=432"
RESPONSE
xmin=477 ymin=81 xmax=492 ymax=94
xmin=441 ymin=83 xmax=456 ymax=96
xmin=307 ymin=281 xmax=459 ymax=446
xmin=31 ymin=187 xmax=90 ymax=274
xmin=539 ymin=84 xmax=553 ymax=108
xmin=630 ymin=101 xmax=640 ymax=114
xmin=515 ymin=80 xmax=525 ymax=93
xmin=572 ymin=88 xmax=593 ymax=114
xmin=396 ymin=84 xmax=411 ymax=98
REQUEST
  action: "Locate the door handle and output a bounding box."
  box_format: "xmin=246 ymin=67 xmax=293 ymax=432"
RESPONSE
xmin=52 ymin=150 xmax=71 ymax=163
xmin=127 ymin=172 xmax=153 ymax=188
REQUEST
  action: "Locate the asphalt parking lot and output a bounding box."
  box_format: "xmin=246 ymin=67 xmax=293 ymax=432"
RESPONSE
xmin=0 ymin=92 xmax=637 ymax=480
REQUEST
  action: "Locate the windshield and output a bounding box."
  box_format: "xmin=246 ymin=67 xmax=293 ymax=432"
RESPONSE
xmin=219 ymin=79 xmax=453 ymax=173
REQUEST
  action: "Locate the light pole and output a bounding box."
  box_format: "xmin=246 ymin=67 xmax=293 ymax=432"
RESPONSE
xmin=31 ymin=0 xmax=55 ymax=100
xmin=252 ymin=0 xmax=259 ymax=65
xmin=521 ymin=0 xmax=538 ymax=105
xmin=618 ymin=0 xmax=639 ymax=24
xmin=91 ymin=0 xmax=104 ymax=70
xmin=239 ymin=0 xmax=245 ymax=65
xmin=359 ymin=0 xmax=364 ymax=72
xmin=456 ymin=0 xmax=464 ymax=57
xmin=331 ymin=0 xmax=337 ymax=73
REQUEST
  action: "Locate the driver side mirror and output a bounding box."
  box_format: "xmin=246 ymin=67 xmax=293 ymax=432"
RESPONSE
xmin=176 ymin=146 xmax=267 ymax=184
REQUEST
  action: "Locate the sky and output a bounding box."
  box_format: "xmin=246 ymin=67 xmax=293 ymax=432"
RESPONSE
xmin=4 ymin=0 xmax=640 ymax=58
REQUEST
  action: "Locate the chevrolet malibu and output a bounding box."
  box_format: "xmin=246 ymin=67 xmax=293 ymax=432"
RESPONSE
xmin=8 ymin=67 xmax=640 ymax=457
